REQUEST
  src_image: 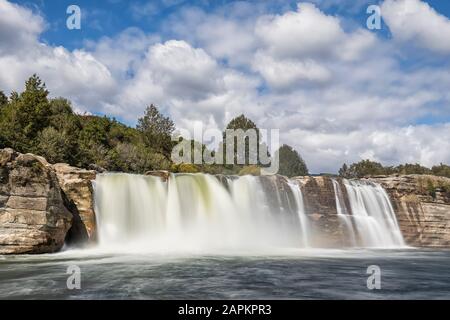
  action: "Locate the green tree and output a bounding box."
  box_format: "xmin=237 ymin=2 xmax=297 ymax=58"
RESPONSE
xmin=394 ymin=163 xmax=430 ymax=175
xmin=137 ymin=104 xmax=175 ymax=159
xmin=222 ymin=114 xmax=261 ymax=167
xmin=431 ymin=164 xmax=450 ymax=178
xmin=0 ymin=75 xmax=51 ymax=152
xmin=37 ymin=127 xmax=74 ymax=164
xmin=338 ymin=163 xmax=349 ymax=177
xmin=275 ymin=144 xmax=308 ymax=177
xmin=342 ymin=159 xmax=387 ymax=178
xmin=0 ymin=91 xmax=7 ymax=107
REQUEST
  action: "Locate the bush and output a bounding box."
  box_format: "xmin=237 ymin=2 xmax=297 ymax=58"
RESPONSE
xmin=238 ymin=165 xmax=261 ymax=176
xmin=275 ymin=144 xmax=308 ymax=177
xmin=171 ymin=163 xmax=200 ymax=173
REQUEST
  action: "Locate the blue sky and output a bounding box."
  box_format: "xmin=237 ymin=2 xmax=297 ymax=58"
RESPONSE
xmin=1 ymin=0 xmax=450 ymax=172
xmin=13 ymin=0 xmax=450 ymax=49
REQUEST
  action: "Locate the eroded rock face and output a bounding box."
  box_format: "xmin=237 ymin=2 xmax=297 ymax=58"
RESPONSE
xmin=293 ymin=176 xmax=352 ymax=247
xmin=145 ymin=170 xmax=170 ymax=182
xmin=53 ymin=163 xmax=96 ymax=245
xmin=369 ymin=175 xmax=450 ymax=247
xmin=0 ymin=149 xmax=72 ymax=254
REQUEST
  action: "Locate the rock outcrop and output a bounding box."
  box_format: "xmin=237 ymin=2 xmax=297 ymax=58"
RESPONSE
xmin=294 ymin=176 xmax=351 ymax=247
xmin=369 ymin=175 xmax=450 ymax=247
xmin=53 ymin=163 xmax=96 ymax=245
xmin=0 ymin=149 xmax=72 ymax=254
xmin=295 ymin=175 xmax=450 ymax=248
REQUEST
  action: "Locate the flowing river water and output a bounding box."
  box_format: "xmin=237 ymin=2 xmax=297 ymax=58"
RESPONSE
xmin=1 ymin=173 xmax=449 ymax=299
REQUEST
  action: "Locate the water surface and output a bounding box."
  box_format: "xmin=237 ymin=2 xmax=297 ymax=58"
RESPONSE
xmin=1 ymin=248 xmax=449 ymax=299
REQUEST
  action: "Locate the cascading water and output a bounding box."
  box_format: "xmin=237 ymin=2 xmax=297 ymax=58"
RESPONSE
xmin=332 ymin=178 xmax=404 ymax=248
xmin=331 ymin=179 xmax=357 ymax=246
xmin=94 ymin=173 xmax=310 ymax=252
xmin=94 ymin=173 xmax=405 ymax=252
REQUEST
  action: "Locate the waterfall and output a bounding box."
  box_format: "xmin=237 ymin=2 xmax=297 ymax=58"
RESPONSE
xmin=331 ymin=178 xmax=404 ymax=248
xmin=94 ymin=173 xmax=310 ymax=252
xmin=331 ymin=179 xmax=357 ymax=246
xmin=94 ymin=173 xmax=405 ymax=251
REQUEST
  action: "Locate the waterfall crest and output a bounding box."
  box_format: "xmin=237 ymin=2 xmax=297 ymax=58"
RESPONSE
xmin=94 ymin=173 xmax=405 ymax=251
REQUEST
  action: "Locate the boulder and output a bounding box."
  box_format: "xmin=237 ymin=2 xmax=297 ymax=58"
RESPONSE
xmin=0 ymin=150 xmax=72 ymax=254
xmin=145 ymin=170 xmax=170 ymax=182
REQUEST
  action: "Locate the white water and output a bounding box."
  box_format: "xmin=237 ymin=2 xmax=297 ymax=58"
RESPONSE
xmin=94 ymin=173 xmax=404 ymax=252
xmin=94 ymin=173 xmax=310 ymax=252
xmin=332 ymin=178 xmax=405 ymax=247
xmin=331 ymin=179 xmax=357 ymax=246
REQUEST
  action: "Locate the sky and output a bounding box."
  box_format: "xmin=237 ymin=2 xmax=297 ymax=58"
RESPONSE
xmin=1 ymin=0 xmax=450 ymax=173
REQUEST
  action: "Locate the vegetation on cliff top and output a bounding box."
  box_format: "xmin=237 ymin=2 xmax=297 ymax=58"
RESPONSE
xmin=3 ymin=75 xmax=449 ymax=178
xmin=0 ymin=75 xmax=308 ymax=176
xmin=339 ymin=160 xmax=450 ymax=179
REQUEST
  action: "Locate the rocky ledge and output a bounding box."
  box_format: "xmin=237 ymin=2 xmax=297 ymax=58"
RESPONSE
xmin=369 ymin=175 xmax=450 ymax=247
xmin=0 ymin=148 xmax=96 ymax=254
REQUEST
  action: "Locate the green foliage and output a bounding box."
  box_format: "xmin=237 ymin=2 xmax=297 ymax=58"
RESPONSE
xmin=171 ymin=163 xmax=200 ymax=173
xmin=431 ymin=164 xmax=450 ymax=178
xmin=394 ymin=163 xmax=430 ymax=175
xmin=340 ymin=160 xmax=450 ymax=180
xmin=137 ymin=104 xmax=175 ymax=159
xmin=238 ymin=165 xmax=261 ymax=176
xmin=37 ymin=127 xmax=75 ymax=164
xmin=0 ymin=75 xmax=173 ymax=173
xmin=338 ymin=163 xmax=349 ymax=177
xmin=339 ymin=160 xmax=388 ymax=178
xmin=0 ymin=74 xmax=51 ymax=152
xmin=223 ymin=114 xmax=262 ymax=169
xmin=426 ymin=179 xmax=437 ymax=199
xmin=0 ymin=91 xmax=7 ymax=107
xmin=276 ymin=144 xmax=308 ymax=177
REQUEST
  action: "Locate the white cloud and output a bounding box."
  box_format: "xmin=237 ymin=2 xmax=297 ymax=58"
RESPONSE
xmin=256 ymin=3 xmax=343 ymax=59
xmin=382 ymin=0 xmax=450 ymax=54
xmin=1 ymin=0 xmax=450 ymax=173
xmin=0 ymin=0 xmax=44 ymax=55
xmin=252 ymin=53 xmax=332 ymax=89
xmin=0 ymin=0 xmax=117 ymax=113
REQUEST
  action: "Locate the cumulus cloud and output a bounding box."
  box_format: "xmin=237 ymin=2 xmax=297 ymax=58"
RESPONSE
xmin=0 ymin=0 xmax=44 ymax=55
xmin=0 ymin=0 xmax=116 ymax=113
xmin=256 ymin=3 xmax=343 ymax=59
xmin=382 ymin=0 xmax=450 ymax=54
xmin=252 ymin=53 xmax=332 ymax=89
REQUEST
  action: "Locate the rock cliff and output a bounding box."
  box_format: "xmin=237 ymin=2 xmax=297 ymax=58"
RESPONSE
xmin=53 ymin=163 xmax=97 ymax=245
xmin=295 ymin=175 xmax=450 ymax=248
xmin=369 ymin=175 xmax=450 ymax=247
xmin=0 ymin=149 xmax=96 ymax=254
xmin=0 ymin=149 xmax=72 ymax=254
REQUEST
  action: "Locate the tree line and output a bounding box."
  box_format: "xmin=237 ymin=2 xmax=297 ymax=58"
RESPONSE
xmin=339 ymin=160 xmax=450 ymax=178
xmin=0 ymin=75 xmax=308 ymax=177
